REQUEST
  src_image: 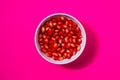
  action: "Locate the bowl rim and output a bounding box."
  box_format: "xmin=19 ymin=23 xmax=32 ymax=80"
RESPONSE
xmin=34 ymin=13 xmax=86 ymax=64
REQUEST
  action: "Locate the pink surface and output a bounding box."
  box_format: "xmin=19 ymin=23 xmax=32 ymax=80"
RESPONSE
xmin=0 ymin=0 xmax=120 ymax=80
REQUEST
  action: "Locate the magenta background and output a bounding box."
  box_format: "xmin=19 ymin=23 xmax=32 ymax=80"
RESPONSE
xmin=0 ymin=0 xmax=120 ymax=80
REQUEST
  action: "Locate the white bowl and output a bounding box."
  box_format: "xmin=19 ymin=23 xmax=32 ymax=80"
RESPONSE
xmin=34 ymin=13 xmax=86 ymax=64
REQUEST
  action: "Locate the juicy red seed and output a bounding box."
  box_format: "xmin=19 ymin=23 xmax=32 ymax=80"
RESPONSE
xmin=77 ymin=39 xmax=82 ymax=44
xmin=41 ymin=48 xmax=46 ymax=53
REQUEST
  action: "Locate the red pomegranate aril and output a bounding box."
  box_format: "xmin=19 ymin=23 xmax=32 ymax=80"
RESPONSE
xmin=44 ymin=38 xmax=48 ymax=43
xmin=63 ymin=53 xmax=67 ymax=58
xmin=41 ymin=48 xmax=46 ymax=53
xmin=66 ymin=49 xmax=70 ymax=53
xmin=77 ymin=38 xmax=82 ymax=44
xmin=72 ymin=36 xmax=77 ymax=38
xmin=58 ymin=53 xmax=62 ymax=57
xmin=59 ymin=31 xmax=63 ymax=35
xmin=58 ymin=38 xmax=62 ymax=43
xmin=65 ymin=29 xmax=69 ymax=33
xmin=75 ymin=27 xmax=81 ymax=32
xmin=76 ymin=45 xmax=81 ymax=51
xmin=44 ymin=44 xmax=48 ymax=49
xmin=68 ymin=37 xmax=72 ymax=42
xmin=67 ymin=54 xmax=72 ymax=59
xmin=58 ymin=57 xmax=64 ymax=61
xmin=41 ymin=26 xmax=45 ymax=33
xmin=60 ymin=48 xmax=65 ymax=53
xmin=60 ymin=36 xmax=63 ymax=39
xmin=65 ymin=20 xmax=69 ymax=25
xmin=42 ymin=34 xmax=47 ymax=38
xmin=56 ymin=25 xmax=61 ymax=29
xmin=39 ymin=38 xmax=43 ymax=42
xmin=47 ymin=29 xmax=52 ymax=34
xmin=53 ymin=43 xmax=58 ymax=48
xmin=63 ymin=25 xmax=67 ymax=28
xmin=58 ymin=21 xmax=62 ymax=25
xmin=68 ymin=33 xmax=72 ymax=37
xmin=53 ymin=22 xmax=57 ymax=26
xmin=53 ymin=32 xmax=58 ymax=37
xmin=60 ymin=16 xmax=65 ymax=21
xmin=45 ymin=27 xmax=49 ymax=31
xmin=57 ymin=48 xmax=61 ymax=51
xmin=55 ymin=29 xmax=59 ymax=32
xmin=72 ymin=38 xmax=76 ymax=43
xmin=55 ymin=36 xmax=59 ymax=39
xmin=61 ymin=43 xmax=65 ymax=47
xmin=39 ymin=34 xmax=42 ymax=38
xmin=51 ymin=37 xmax=56 ymax=41
xmin=64 ymin=37 xmax=68 ymax=43
xmin=46 ymin=52 xmax=52 ymax=57
xmin=49 ymin=21 xmax=53 ymax=27
xmin=66 ymin=43 xmax=71 ymax=48
xmin=52 ymin=56 xmax=58 ymax=60
xmin=52 ymin=52 xmax=58 ymax=57
xmin=70 ymin=31 xmax=74 ymax=35
xmin=70 ymin=43 xmax=75 ymax=47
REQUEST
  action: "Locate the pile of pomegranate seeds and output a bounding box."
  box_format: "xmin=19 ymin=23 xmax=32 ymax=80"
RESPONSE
xmin=38 ymin=16 xmax=82 ymax=61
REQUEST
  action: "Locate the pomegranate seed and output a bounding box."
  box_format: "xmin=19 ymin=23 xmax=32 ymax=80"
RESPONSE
xmin=45 ymin=27 xmax=49 ymax=31
xmin=58 ymin=21 xmax=62 ymax=25
xmin=55 ymin=36 xmax=59 ymax=39
xmin=63 ymin=53 xmax=67 ymax=58
xmin=58 ymin=53 xmax=62 ymax=57
xmin=67 ymin=54 xmax=71 ymax=59
xmin=42 ymin=34 xmax=46 ymax=38
xmin=49 ymin=21 xmax=53 ymax=27
xmin=63 ymin=25 xmax=67 ymax=28
xmin=70 ymin=43 xmax=75 ymax=47
xmin=39 ymin=38 xmax=43 ymax=42
xmin=55 ymin=29 xmax=59 ymax=32
xmin=72 ymin=36 xmax=77 ymax=38
xmin=60 ymin=48 xmax=65 ymax=53
xmin=77 ymin=38 xmax=82 ymax=44
xmin=52 ymin=52 xmax=58 ymax=57
xmin=77 ymin=45 xmax=81 ymax=51
xmin=52 ymin=56 xmax=58 ymax=60
xmin=72 ymin=38 xmax=76 ymax=43
xmin=39 ymin=34 xmax=42 ymax=38
xmin=44 ymin=38 xmax=48 ymax=43
xmin=70 ymin=31 xmax=74 ymax=35
xmin=60 ymin=16 xmax=65 ymax=21
xmin=58 ymin=38 xmax=62 ymax=43
xmin=41 ymin=48 xmax=46 ymax=53
xmin=66 ymin=49 xmax=70 ymax=53
xmin=53 ymin=43 xmax=58 ymax=48
xmin=65 ymin=20 xmax=69 ymax=25
xmin=64 ymin=37 xmax=68 ymax=43
xmin=60 ymin=36 xmax=63 ymax=39
xmin=58 ymin=57 xmax=64 ymax=61
xmin=65 ymin=29 xmax=69 ymax=33
xmin=53 ymin=22 xmax=57 ymax=26
xmin=41 ymin=26 xmax=45 ymax=33
xmin=44 ymin=44 xmax=48 ymax=49
xmin=46 ymin=52 xmax=52 ymax=57
xmin=68 ymin=37 xmax=72 ymax=42
xmin=56 ymin=25 xmax=61 ymax=29
xmin=66 ymin=43 xmax=71 ymax=48
xmin=61 ymin=43 xmax=65 ymax=47
xmin=53 ymin=32 xmax=58 ymax=37
xmin=51 ymin=37 xmax=56 ymax=41
xmin=57 ymin=48 xmax=61 ymax=51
